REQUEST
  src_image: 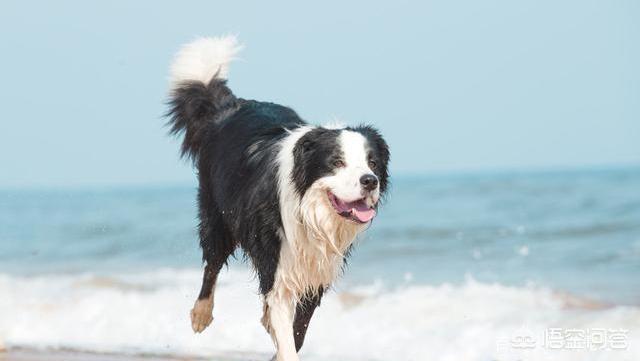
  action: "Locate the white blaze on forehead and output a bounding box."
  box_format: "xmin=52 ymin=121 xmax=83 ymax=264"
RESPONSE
xmin=339 ymin=130 xmax=370 ymax=170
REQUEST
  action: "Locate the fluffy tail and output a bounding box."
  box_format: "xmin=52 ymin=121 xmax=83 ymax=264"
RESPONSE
xmin=167 ymin=36 xmax=242 ymax=160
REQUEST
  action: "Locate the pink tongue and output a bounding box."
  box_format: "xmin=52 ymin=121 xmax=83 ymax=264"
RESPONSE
xmin=347 ymin=200 xmax=376 ymax=222
xmin=353 ymin=207 xmax=376 ymax=222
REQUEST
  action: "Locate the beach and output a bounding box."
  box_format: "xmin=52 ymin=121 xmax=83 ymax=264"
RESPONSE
xmin=1 ymin=169 xmax=639 ymax=361
xmin=1 ymin=348 xmax=209 ymax=361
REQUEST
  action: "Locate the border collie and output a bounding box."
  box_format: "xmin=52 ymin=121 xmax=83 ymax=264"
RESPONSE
xmin=166 ymin=36 xmax=389 ymax=361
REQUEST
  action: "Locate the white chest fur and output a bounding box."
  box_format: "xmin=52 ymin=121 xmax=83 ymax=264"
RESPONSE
xmin=275 ymin=183 xmax=363 ymax=301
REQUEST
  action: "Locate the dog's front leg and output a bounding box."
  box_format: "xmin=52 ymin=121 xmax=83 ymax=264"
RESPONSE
xmin=264 ymin=291 xmax=298 ymax=361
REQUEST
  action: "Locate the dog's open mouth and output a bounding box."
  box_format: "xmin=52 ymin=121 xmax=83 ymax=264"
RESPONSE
xmin=328 ymin=192 xmax=376 ymax=223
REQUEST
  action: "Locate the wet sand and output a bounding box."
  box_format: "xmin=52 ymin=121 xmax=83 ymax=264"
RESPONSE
xmin=0 ymin=349 xmax=203 ymax=361
xmin=0 ymin=348 xmax=268 ymax=361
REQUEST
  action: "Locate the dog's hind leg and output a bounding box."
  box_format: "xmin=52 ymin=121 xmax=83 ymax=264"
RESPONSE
xmin=190 ymin=259 xmax=226 ymax=333
xmin=293 ymin=288 xmax=323 ymax=352
xmin=191 ymin=233 xmax=234 ymax=333
xmin=190 ymin=190 xmax=235 ymax=333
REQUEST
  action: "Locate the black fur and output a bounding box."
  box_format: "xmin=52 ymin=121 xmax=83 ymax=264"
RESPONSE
xmin=167 ymin=74 xmax=389 ymax=354
xmin=167 ymin=78 xmax=239 ymax=160
xmin=291 ymin=128 xmax=343 ymax=198
xmin=293 ymin=287 xmax=324 ymax=351
xmin=168 ymin=79 xmax=306 ymax=294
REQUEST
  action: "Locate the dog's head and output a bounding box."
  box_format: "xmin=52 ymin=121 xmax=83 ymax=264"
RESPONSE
xmin=291 ymin=126 xmax=389 ymax=228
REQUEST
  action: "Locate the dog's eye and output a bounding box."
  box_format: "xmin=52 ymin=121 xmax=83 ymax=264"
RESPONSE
xmin=368 ymin=160 xmax=377 ymax=170
xmin=333 ymin=160 xmax=345 ymax=168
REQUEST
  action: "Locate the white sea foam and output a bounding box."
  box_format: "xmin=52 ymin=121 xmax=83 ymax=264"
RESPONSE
xmin=0 ymin=268 xmax=638 ymax=361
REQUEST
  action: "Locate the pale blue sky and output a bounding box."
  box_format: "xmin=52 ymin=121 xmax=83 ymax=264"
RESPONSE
xmin=1 ymin=0 xmax=638 ymax=188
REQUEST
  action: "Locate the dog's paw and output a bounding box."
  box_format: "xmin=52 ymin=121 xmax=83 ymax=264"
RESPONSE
xmin=190 ymin=298 xmax=214 ymax=333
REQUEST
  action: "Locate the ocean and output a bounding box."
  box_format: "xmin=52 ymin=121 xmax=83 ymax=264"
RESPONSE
xmin=1 ymin=167 xmax=639 ymax=361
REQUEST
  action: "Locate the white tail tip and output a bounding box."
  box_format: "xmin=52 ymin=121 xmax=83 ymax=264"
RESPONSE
xmin=169 ymin=35 xmax=242 ymax=88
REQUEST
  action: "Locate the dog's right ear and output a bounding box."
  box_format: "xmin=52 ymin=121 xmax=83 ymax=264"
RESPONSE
xmin=291 ymin=129 xmax=340 ymax=198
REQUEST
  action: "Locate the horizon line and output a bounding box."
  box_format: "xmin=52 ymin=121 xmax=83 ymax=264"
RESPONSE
xmin=1 ymin=161 xmax=638 ymax=192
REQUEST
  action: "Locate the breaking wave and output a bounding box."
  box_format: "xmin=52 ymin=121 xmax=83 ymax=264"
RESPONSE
xmin=0 ymin=268 xmax=638 ymax=361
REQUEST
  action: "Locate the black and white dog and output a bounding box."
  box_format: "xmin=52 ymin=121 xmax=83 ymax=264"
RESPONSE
xmin=167 ymin=36 xmax=389 ymax=361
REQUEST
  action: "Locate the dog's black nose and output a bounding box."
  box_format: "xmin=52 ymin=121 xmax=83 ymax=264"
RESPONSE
xmin=360 ymin=174 xmax=379 ymax=191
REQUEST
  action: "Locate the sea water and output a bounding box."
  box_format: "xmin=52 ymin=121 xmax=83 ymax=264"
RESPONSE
xmin=1 ymin=167 xmax=639 ymax=360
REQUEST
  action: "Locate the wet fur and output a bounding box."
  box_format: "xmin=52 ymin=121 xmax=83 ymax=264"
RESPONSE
xmin=167 ymin=36 xmax=389 ymax=361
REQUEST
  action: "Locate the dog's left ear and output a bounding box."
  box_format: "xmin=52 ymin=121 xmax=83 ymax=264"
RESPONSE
xmin=371 ymin=135 xmax=390 ymax=193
